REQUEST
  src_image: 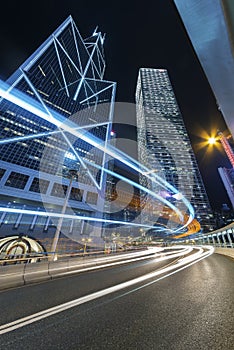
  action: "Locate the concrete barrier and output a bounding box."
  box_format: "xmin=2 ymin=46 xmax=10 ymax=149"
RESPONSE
xmin=215 ymin=247 xmax=234 ymax=259
xmin=0 ymin=264 xmax=25 ymax=290
xmin=68 ymin=256 xmax=88 ymax=272
xmin=48 ymin=259 xmax=69 ymax=278
xmin=0 ymin=249 xmax=151 ymax=291
xmin=24 ymin=261 xmax=50 ymax=284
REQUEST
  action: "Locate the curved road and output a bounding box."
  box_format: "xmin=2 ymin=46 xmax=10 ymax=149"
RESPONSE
xmin=0 ymin=247 xmax=233 ymax=349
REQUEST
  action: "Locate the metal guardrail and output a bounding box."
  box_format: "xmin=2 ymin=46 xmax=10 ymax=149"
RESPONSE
xmin=192 ymin=221 xmax=234 ymax=248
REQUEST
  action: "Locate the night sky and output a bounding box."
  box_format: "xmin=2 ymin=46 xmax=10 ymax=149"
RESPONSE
xmin=0 ymin=0 xmax=231 ymax=210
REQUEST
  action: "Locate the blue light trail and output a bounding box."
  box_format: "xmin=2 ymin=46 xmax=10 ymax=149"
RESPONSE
xmin=0 ymin=207 xmax=169 ymax=231
xmin=0 ymin=80 xmax=195 ymax=233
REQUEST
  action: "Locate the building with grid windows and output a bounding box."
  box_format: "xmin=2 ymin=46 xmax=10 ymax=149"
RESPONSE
xmin=136 ymin=68 xmax=214 ymax=233
xmin=173 ymin=0 xmax=234 ymax=140
xmin=0 ymin=16 xmax=116 ymax=252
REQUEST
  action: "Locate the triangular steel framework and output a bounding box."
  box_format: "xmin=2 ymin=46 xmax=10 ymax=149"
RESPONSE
xmin=0 ymin=16 xmax=116 ymax=191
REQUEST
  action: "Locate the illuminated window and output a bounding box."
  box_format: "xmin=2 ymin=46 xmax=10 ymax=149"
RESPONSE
xmin=86 ymin=191 xmax=98 ymax=205
xmin=70 ymin=187 xmax=83 ymax=201
xmin=51 ymin=183 xmax=68 ymax=198
xmin=0 ymin=168 xmax=6 ymax=180
xmin=5 ymin=171 xmax=29 ymax=189
xmin=29 ymin=177 xmax=49 ymax=194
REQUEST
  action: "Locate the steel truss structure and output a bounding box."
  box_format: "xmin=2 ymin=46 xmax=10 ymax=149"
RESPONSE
xmin=0 ymin=15 xmax=116 ymax=190
xmin=0 ymin=16 xmax=116 ymax=248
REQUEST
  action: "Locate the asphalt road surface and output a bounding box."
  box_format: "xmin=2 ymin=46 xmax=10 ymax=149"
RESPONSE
xmin=0 ymin=249 xmax=233 ymax=349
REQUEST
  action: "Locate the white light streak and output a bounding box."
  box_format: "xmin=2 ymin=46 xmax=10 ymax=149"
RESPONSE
xmin=0 ymin=207 xmax=165 ymax=230
xmin=0 ymin=246 xmax=214 ymax=335
xmin=0 ymin=80 xmax=195 ymax=232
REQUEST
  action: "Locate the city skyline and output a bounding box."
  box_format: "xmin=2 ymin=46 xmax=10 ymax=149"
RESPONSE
xmin=0 ymin=0 xmax=232 ymax=210
xmin=0 ymin=14 xmax=198 ymax=252
xmin=0 ymin=5 xmax=234 ymax=350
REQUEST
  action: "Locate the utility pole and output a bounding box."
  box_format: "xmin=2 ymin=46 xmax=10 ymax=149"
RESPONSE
xmin=50 ymin=169 xmax=78 ymax=260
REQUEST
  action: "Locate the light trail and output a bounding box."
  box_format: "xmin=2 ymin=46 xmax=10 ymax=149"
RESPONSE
xmin=0 ymin=80 xmax=194 ymax=232
xmin=0 ymin=207 xmax=167 ymax=231
xmin=48 ymin=246 xmax=193 ymax=276
xmin=0 ymin=246 xmax=214 ymax=335
xmin=0 ymin=129 xmax=61 ymax=144
xmin=107 ymin=143 xmax=195 ymax=221
xmin=82 ymin=159 xmax=184 ymax=222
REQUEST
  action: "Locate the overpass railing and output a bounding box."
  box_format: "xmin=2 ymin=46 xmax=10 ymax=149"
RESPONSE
xmin=193 ymin=221 xmax=234 ymax=248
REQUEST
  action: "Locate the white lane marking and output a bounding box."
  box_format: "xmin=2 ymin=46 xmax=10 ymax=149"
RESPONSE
xmin=0 ymin=246 xmax=214 ymax=335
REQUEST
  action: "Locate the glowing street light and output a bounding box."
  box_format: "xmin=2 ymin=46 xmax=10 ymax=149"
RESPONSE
xmin=208 ymin=137 xmax=217 ymax=145
xmin=81 ymin=237 xmax=92 ymax=254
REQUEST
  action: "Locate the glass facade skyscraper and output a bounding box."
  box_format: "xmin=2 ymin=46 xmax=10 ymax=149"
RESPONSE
xmin=0 ymin=16 xmax=116 ymax=251
xmin=136 ymin=68 xmax=213 ymax=233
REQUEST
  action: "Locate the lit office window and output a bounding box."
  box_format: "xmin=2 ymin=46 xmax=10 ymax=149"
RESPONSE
xmin=0 ymin=168 xmax=6 ymax=180
xmin=51 ymin=183 xmax=68 ymax=198
xmin=29 ymin=177 xmax=49 ymax=194
xmin=70 ymin=187 xmax=83 ymax=201
xmin=86 ymin=191 xmax=98 ymax=205
xmin=5 ymin=171 xmax=29 ymax=189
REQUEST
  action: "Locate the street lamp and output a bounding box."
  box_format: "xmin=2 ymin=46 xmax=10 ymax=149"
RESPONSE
xmin=208 ymin=137 xmax=217 ymax=145
xmin=50 ymin=169 xmax=78 ymax=260
xmin=81 ymin=237 xmax=92 ymax=254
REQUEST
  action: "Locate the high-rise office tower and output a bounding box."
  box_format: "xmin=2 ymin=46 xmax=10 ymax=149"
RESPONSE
xmin=0 ymin=16 xmax=116 ymax=252
xmin=136 ymin=68 xmax=213 ymax=233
